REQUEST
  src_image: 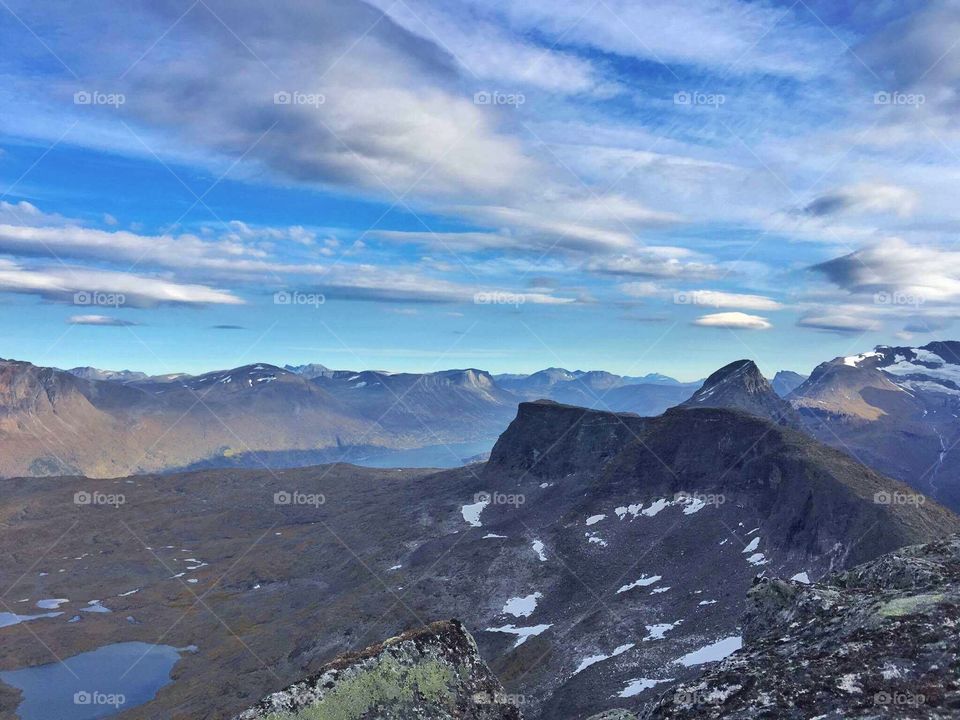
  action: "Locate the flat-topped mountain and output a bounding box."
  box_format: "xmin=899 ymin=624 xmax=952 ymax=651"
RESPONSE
xmin=679 ymin=360 xmax=800 ymax=427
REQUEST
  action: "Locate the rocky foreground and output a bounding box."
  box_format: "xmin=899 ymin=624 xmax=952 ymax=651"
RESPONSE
xmin=646 ymin=533 xmax=960 ymax=719
xmin=235 ymin=534 xmax=960 ymax=719
xmin=234 ymin=620 xmax=521 ymax=720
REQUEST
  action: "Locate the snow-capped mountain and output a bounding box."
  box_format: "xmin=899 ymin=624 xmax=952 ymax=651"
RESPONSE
xmin=791 ymin=342 xmax=960 ymax=511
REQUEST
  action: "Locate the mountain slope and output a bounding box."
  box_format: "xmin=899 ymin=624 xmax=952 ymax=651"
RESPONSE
xmin=790 ymin=342 xmax=960 ymax=511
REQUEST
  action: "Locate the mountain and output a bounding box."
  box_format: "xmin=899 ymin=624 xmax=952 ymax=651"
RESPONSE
xmin=679 ymin=360 xmax=800 ymax=426
xmin=496 ymin=368 xmax=697 ymax=414
xmin=0 ymin=361 xmax=484 ymax=477
xmin=624 ymin=372 xmax=689 ymax=386
xmin=790 ymin=342 xmax=960 ymax=511
xmin=646 ymin=533 xmax=960 ymax=719
xmin=235 ymin=620 xmax=521 ymax=720
xmin=67 ymin=366 xmax=148 ymax=383
xmin=770 ymin=370 xmax=806 ymax=397
xmin=283 ymin=362 xmax=334 ymax=379
xmin=3 ymin=399 xmax=949 ymax=718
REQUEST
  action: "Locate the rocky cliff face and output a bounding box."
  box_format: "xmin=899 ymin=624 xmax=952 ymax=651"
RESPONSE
xmin=235 ymin=620 xmax=522 ymax=720
xmin=644 ymin=533 xmax=960 ymax=719
xmin=484 ymin=399 xmax=647 ymax=481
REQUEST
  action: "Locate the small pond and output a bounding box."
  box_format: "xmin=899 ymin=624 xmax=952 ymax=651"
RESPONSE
xmin=0 ymin=641 xmax=190 ymax=719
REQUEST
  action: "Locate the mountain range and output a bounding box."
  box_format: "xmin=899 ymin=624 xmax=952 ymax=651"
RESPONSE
xmin=5 ymin=340 xmax=960 ymax=517
xmin=0 ymin=358 xmax=701 ymax=478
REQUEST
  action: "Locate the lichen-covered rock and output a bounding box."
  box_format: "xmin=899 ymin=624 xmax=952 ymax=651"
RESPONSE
xmin=648 ymin=533 xmax=960 ymax=719
xmin=233 ymin=620 xmax=522 ymax=720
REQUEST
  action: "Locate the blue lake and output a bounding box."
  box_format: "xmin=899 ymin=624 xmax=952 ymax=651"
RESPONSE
xmin=0 ymin=642 xmax=187 ymax=720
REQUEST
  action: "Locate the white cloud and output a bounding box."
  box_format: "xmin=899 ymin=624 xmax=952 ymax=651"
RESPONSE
xmin=464 ymin=0 xmax=831 ymax=77
xmin=589 ymin=248 xmax=720 ymax=280
xmin=0 ymin=259 xmax=243 ymax=307
xmin=693 ymin=311 xmax=772 ymax=330
xmin=797 ymin=311 xmax=880 ymax=334
xmin=813 ymin=238 xmax=960 ymax=304
xmin=803 ymin=183 xmax=918 ymax=218
xmin=678 ymin=290 xmax=783 ymax=311
xmin=68 ymin=314 xmax=137 ymax=326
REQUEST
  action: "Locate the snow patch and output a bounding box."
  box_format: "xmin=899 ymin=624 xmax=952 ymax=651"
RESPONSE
xmin=503 ymin=592 xmax=542 ymax=618
xmin=675 ymin=636 xmax=743 ymax=666
xmin=461 ymin=499 xmax=489 ymax=527
xmin=485 ymin=623 xmax=552 ymax=648
xmin=617 ymin=574 xmax=662 ymax=594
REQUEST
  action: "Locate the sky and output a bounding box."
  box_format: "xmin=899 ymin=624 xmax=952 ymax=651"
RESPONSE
xmin=1 ymin=0 xmax=960 ymax=381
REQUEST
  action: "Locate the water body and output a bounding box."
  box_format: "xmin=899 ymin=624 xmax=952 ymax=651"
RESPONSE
xmin=0 ymin=642 xmax=188 ymax=720
xmin=170 ymin=437 xmax=496 ymax=472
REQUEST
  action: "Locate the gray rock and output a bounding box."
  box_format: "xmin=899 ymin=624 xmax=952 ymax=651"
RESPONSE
xmin=648 ymin=533 xmax=960 ymax=719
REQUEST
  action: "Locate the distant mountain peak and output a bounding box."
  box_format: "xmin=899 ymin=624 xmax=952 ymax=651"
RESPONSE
xmin=681 ymin=359 xmax=799 ymax=426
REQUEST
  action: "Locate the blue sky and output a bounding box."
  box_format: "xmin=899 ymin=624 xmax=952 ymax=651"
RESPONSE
xmin=1 ymin=0 xmax=959 ymax=381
